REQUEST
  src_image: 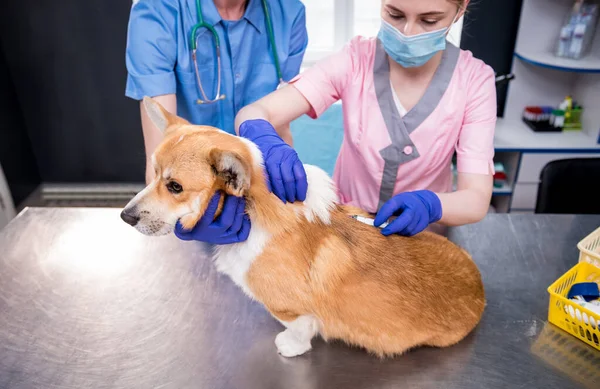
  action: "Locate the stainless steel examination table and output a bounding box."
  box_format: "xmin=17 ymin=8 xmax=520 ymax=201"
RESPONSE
xmin=1 ymin=207 xmax=599 ymax=389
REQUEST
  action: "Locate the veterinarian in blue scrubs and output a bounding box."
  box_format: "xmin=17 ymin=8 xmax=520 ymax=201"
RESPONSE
xmin=125 ymin=0 xmax=308 ymax=244
xmin=125 ymin=0 xmax=308 ymax=179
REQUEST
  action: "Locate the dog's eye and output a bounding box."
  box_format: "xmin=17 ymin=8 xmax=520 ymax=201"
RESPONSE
xmin=166 ymin=181 xmax=183 ymax=194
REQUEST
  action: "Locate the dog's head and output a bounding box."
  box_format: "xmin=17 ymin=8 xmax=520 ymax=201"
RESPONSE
xmin=120 ymin=97 xmax=258 ymax=236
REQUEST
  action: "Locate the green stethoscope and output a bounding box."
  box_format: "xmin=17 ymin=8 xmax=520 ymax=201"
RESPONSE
xmin=190 ymin=0 xmax=284 ymax=104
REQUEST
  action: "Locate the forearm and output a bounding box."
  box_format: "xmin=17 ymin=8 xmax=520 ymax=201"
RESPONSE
xmin=234 ymin=103 xmax=294 ymax=146
xmin=234 ymin=84 xmax=310 ymax=143
xmin=277 ymin=123 xmax=293 ymax=146
xmin=435 ymin=173 xmax=493 ymax=226
xmin=235 ymin=104 xmax=294 ymax=146
xmin=234 ymin=102 xmax=272 ymax=134
xmin=435 ymin=190 xmax=489 ymax=226
xmin=140 ymin=94 xmax=176 ymax=184
xmin=141 ymin=122 xmax=162 ymax=184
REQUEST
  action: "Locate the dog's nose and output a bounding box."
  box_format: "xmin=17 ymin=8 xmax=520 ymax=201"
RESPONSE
xmin=120 ymin=209 xmax=140 ymax=226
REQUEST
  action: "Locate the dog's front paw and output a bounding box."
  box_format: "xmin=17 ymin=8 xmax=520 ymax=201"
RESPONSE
xmin=275 ymin=330 xmax=311 ymax=357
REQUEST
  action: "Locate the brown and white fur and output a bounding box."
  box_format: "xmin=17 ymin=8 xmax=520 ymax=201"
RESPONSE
xmin=121 ymin=97 xmax=486 ymax=358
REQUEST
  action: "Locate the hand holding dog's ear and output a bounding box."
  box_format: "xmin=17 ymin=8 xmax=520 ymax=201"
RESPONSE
xmin=238 ymin=119 xmax=308 ymax=203
xmin=175 ymin=192 xmax=251 ymax=245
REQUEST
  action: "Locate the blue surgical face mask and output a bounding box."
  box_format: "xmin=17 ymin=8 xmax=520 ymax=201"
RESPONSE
xmin=377 ymin=16 xmax=457 ymax=68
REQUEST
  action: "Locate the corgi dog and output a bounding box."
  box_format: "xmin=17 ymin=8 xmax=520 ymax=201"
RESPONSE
xmin=120 ymin=96 xmax=486 ymax=358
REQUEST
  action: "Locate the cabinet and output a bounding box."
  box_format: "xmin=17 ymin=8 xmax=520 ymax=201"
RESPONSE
xmin=490 ymin=0 xmax=600 ymax=213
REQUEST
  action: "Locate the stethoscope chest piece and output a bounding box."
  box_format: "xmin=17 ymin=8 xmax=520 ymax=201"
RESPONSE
xmin=276 ymin=80 xmax=287 ymax=90
xmin=196 ymin=95 xmax=225 ymax=105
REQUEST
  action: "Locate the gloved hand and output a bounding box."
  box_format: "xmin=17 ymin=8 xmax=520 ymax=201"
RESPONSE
xmin=174 ymin=191 xmax=251 ymax=244
xmin=374 ymin=190 xmax=442 ymax=237
xmin=238 ymin=119 xmax=307 ymax=203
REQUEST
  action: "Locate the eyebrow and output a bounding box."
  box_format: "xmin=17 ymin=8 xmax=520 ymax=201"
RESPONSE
xmin=162 ymin=167 xmax=172 ymax=180
xmin=386 ymin=5 xmax=446 ymax=17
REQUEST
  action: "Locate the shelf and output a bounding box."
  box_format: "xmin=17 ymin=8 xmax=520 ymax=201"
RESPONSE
xmin=515 ymin=50 xmax=600 ymax=73
xmin=494 ymin=118 xmax=600 ymax=152
xmin=492 ymin=182 xmax=512 ymax=196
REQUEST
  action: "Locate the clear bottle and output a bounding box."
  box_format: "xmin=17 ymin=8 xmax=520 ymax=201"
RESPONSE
xmin=557 ymin=25 xmax=573 ymax=58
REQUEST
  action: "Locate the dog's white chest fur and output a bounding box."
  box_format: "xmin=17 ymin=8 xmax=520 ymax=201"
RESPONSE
xmin=212 ymin=225 xmax=270 ymax=298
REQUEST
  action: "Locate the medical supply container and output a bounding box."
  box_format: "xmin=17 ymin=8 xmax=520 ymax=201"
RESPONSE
xmin=555 ymin=0 xmax=599 ymax=60
xmin=547 ymin=227 xmax=600 ymax=351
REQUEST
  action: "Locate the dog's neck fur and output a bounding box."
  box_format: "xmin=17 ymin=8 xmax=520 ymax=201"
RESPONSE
xmin=240 ymin=140 xmax=338 ymax=235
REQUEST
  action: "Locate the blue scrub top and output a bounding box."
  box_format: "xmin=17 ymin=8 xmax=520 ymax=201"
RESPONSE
xmin=125 ymin=0 xmax=308 ymax=134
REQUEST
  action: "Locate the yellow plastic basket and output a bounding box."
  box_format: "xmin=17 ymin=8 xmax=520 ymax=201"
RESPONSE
xmin=577 ymin=226 xmax=600 ymax=267
xmin=547 ymin=227 xmax=600 ymax=351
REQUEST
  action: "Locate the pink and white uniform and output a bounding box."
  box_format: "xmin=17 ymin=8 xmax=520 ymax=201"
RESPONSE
xmin=290 ymin=36 xmax=497 ymax=214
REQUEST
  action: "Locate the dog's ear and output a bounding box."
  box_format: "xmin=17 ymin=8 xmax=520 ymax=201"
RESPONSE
xmin=209 ymin=149 xmax=251 ymax=197
xmin=143 ymin=96 xmax=188 ymax=135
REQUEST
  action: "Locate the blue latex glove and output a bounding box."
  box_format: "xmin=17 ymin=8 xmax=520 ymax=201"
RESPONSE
xmin=238 ymin=119 xmax=307 ymax=203
xmin=174 ymin=191 xmax=251 ymax=244
xmin=374 ymin=190 xmax=442 ymax=237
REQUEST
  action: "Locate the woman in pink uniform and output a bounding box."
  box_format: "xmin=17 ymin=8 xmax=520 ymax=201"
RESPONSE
xmin=233 ymin=0 xmax=496 ymax=238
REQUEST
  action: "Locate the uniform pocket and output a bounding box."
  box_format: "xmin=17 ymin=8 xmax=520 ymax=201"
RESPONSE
xmin=175 ymin=67 xmax=220 ymax=103
xmin=173 ymin=68 xmax=221 ymax=127
xmin=175 ymin=69 xmax=197 ymax=85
